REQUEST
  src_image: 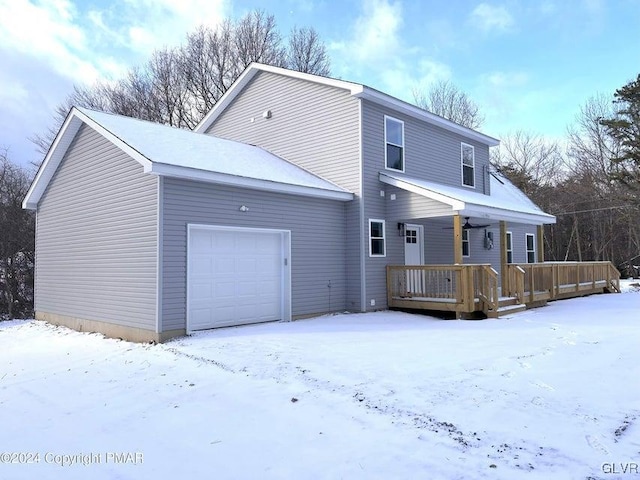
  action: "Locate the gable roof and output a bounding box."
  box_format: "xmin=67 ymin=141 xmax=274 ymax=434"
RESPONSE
xmin=195 ymin=63 xmax=499 ymax=147
xmin=23 ymin=107 xmax=354 ymax=209
xmin=379 ymin=171 xmax=556 ymax=225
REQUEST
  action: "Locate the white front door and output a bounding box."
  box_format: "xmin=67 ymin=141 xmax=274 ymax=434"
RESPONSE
xmin=404 ymin=224 xmax=424 ymax=265
xmin=404 ymin=224 xmax=425 ymax=295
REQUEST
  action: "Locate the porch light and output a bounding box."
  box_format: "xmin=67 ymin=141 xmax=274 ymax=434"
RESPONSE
xmin=397 ymin=222 xmax=405 ymax=236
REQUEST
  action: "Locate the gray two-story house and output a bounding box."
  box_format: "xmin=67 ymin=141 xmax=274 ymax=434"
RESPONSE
xmin=24 ymin=63 xmax=618 ymax=342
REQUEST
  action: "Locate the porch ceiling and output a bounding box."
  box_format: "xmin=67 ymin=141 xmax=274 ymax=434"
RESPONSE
xmin=380 ymin=172 xmax=556 ymax=225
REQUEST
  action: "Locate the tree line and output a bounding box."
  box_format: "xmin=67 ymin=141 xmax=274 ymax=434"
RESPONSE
xmin=490 ymin=77 xmax=640 ymax=276
xmin=1 ymin=9 xmax=639 ymax=318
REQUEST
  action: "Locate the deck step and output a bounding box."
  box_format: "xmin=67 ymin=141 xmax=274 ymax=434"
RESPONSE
xmin=487 ymin=303 xmax=528 ymax=318
xmin=498 ymin=296 xmax=520 ymax=308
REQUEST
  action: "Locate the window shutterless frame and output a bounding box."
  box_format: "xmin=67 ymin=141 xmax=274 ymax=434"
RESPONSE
xmin=461 ymin=143 xmax=475 ymax=188
xmin=462 ymin=229 xmax=470 ymax=257
xmin=526 ymin=233 xmax=536 ymax=263
xmin=384 ymin=116 xmax=404 ymax=172
xmin=369 ymin=219 xmax=386 ymax=257
xmin=506 ymin=231 xmax=513 ymax=264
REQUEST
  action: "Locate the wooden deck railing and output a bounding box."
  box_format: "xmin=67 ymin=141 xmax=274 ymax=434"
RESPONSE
xmin=386 ymin=264 xmax=498 ymax=316
xmin=387 ymin=261 xmax=620 ymax=318
xmin=505 ymin=261 xmax=620 ymax=302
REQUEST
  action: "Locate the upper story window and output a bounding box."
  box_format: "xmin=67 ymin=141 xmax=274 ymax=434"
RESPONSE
xmin=506 ymin=231 xmax=513 ymax=263
xmin=369 ymin=219 xmax=386 ymax=257
xmin=526 ymin=233 xmax=536 ymax=263
xmin=385 ymin=116 xmax=404 ymax=172
xmin=461 ymin=143 xmax=475 ymax=188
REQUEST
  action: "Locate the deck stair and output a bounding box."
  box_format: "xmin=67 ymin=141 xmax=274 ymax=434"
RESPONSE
xmin=486 ymin=296 xmax=527 ymax=318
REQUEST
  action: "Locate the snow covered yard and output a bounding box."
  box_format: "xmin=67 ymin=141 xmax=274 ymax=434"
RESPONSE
xmin=1 ymin=284 xmax=639 ymax=480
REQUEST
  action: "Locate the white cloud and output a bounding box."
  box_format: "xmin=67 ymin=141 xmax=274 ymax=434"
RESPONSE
xmin=329 ymin=0 xmax=455 ymax=103
xmin=0 ymin=0 xmax=229 ymax=86
xmin=486 ymin=71 xmax=529 ymax=88
xmin=0 ymin=0 xmax=100 ymax=84
xmin=331 ymin=0 xmax=403 ymax=65
xmin=469 ymin=3 xmax=514 ymax=33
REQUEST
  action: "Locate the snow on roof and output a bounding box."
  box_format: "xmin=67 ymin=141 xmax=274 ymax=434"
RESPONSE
xmin=379 ymin=171 xmax=556 ymax=225
xmin=75 ymin=107 xmax=351 ymax=199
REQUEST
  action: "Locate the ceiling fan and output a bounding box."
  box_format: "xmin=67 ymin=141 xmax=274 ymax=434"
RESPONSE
xmin=443 ymin=217 xmax=491 ymax=230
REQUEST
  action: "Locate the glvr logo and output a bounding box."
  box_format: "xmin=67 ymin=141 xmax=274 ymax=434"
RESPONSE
xmin=601 ymin=462 xmax=639 ymax=474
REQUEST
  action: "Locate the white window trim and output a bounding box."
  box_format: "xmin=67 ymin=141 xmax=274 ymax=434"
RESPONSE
xmin=384 ymin=115 xmax=405 ymax=173
xmin=462 ymin=229 xmax=470 ymax=258
xmin=506 ymin=231 xmax=513 ymax=264
xmin=369 ymin=219 xmax=386 ymax=257
xmin=526 ymin=233 xmax=536 ymax=263
xmin=461 ymin=142 xmax=475 ymax=188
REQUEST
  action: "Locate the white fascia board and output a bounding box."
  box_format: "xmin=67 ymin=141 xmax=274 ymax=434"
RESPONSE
xmin=150 ymin=163 xmax=354 ymax=201
xmin=23 ymin=108 xmax=154 ymax=210
xmin=461 ymin=205 xmax=557 ymax=225
xmin=356 ymin=89 xmax=500 ymax=147
xmin=75 ymin=109 xmax=154 ymax=172
xmin=380 ymin=172 xmax=556 ymax=225
xmin=23 ymin=112 xmax=81 ymax=210
xmin=379 ymin=173 xmax=465 ymax=210
xmin=195 ymin=63 xmax=363 ymax=133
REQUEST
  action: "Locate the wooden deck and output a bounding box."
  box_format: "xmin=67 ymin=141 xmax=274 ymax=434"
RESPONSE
xmin=387 ymin=261 xmax=620 ymax=318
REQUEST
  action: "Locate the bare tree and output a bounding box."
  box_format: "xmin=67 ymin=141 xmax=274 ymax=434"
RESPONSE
xmin=286 ymin=26 xmax=330 ymax=76
xmin=492 ymin=130 xmax=565 ymax=197
xmin=560 ymin=93 xmax=640 ymax=273
xmin=412 ymin=80 xmax=484 ymax=129
xmin=0 ymin=149 xmax=35 ymax=318
xmin=233 ymin=10 xmax=285 ymax=71
xmin=33 ymin=9 xmax=331 ymax=157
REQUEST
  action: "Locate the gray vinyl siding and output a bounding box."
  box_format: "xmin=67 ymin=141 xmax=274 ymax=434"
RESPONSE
xmin=205 ymin=70 xmax=363 ymax=311
xmin=35 ymin=125 xmax=158 ymax=330
xmin=361 ymin=100 xmax=494 ymax=309
xmin=161 ymin=178 xmax=347 ymax=331
xmin=373 ymin=106 xmax=492 ymax=193
xmin=507 ymin=223 xmax=538 ymax=264
xmin=385 ymin=186 xmax=452 ymax=221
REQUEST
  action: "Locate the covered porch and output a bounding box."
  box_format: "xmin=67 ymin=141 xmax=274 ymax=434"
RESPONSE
xmin=380 ymin=172 xmax=621 ymax=318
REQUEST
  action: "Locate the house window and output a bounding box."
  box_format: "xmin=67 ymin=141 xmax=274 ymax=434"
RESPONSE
xmin=526 ymin=233 xmax=536 ymax=263
xmin=406 ymin=229 xmax=417 ymax=244
xmin=385 ymin=116 xmax=404 ymax=171
xmin=461 ymin=143 xmax=475 ymax=187
xmin=369 ymin=219 xmax=386 ymax=257
xmin=462 ymin=229 xmax=470 ymax=257
xmin=506 ymin=231 xmax=513 ymax=264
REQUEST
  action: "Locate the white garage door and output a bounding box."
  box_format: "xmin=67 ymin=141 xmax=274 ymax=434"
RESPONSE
xmin=188 ymin=226 xmax=289 ymax=331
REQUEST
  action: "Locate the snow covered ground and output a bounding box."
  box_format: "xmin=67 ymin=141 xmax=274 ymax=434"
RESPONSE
xmin=1 ymin=282 xmax=639 ymax=480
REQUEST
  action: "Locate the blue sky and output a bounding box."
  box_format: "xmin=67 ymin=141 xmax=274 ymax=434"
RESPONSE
xmin=1 ymin=0 xmax=639 ymax=168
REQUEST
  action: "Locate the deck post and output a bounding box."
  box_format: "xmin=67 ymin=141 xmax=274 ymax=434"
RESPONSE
xmin=536 ymin=225 xmax=544 ymax=263
xmin=500 ymin=221 xmax=508 ymax=294
xmin=453 ymin=214 xmax=463 ymax=264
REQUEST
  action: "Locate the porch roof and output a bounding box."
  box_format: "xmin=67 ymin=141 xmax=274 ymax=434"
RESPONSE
xmin=379 ymin=171 xmax=556 ymax=225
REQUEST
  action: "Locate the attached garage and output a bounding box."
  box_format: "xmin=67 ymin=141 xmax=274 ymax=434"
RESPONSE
xmin=187 ymin=225 xmax=291 ymax=331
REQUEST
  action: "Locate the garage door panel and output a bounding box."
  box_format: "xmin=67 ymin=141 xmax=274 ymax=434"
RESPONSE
xmin=191 ymin=257 xmax=213 ymax=275
xmin=237 ymin=258 xmax=257 ymax=274
xmin=188 ymin=227 xmax=285 ymax=331
xmin=213 ymin=257 xmax=234 ymax=275
xmin=191 ymin=231 xmax=213 ymax=252
xmin=192 ymin=283 xmax=212 ymax=300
